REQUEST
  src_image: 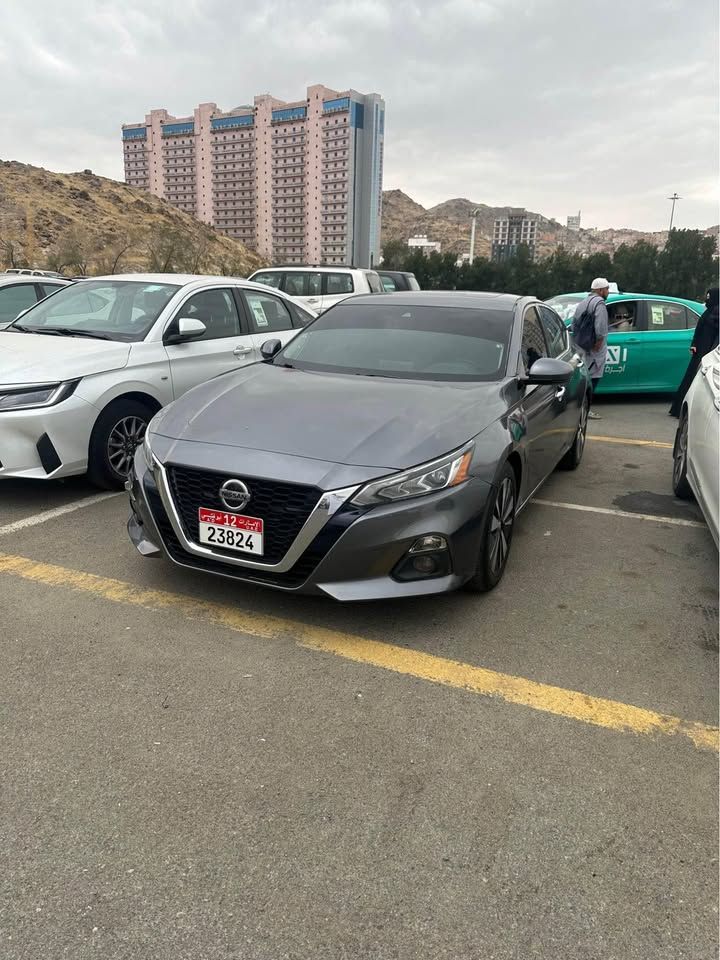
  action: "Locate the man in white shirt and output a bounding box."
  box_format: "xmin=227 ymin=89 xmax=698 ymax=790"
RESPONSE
xmin=573 ymin=278 xmax=610 ymax=420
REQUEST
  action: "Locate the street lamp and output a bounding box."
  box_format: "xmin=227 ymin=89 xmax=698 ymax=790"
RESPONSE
xmin=469 ymin=208 xmax=481 ymax=264
xmin=667 ymin=193 xmax=681 ymax=232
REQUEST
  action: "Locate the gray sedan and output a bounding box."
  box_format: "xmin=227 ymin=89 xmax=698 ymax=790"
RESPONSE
xmin=128 ymin=292 xmax=590 ymax=600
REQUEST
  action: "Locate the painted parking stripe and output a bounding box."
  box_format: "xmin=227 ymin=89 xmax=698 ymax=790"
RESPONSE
xmin=0 ymin=493 xmax=121 ymax=538
xmin=0 ymin=552 xmax=716 ymax=753
xmin=588 ymin=435 xmax=673 ymax=449
xmin=531 ymin=498 xmax=706 ymax=529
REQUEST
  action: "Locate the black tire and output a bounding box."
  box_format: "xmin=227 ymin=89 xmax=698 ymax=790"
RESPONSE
xmin=559 ymin=398 xmax=589 ymax=471
xmin=87 ymin=398 xmax=153 ymax=490
xmin=672 ymin=409 xmax=693 ymax=500
xmin=463 ymin=462 xmax=517 ymax=594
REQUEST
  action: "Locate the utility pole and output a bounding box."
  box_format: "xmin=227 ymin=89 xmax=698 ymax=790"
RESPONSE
xmin=469 ymin=208 xmax=480 ymax=264
xmin=667 ymin=193 xmax=681 ymax=232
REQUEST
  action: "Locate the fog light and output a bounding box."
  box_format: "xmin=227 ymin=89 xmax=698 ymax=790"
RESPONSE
xmin=409 ymin=535 xmax=448 ymax=554
xmin=412 ymin=555 xmax=437 ymax=574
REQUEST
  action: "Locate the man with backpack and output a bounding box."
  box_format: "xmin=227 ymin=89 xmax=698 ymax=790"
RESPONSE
xmin=571 ymin=278 xmax=611 ymax=420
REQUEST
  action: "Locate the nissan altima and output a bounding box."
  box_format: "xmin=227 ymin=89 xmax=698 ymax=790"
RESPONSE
xmin=128 ymin=292 xmax=590 ymax=600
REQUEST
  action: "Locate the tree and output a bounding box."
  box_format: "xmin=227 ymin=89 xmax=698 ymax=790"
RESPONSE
xmin=612 ymin=241 xmax=658 ymax=293
xmin=657 ymin=229 xmax=718 ymax=300
xmin=380 ymin=238 xmax=408 ymax=269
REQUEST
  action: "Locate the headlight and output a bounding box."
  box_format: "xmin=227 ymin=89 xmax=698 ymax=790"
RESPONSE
xmin=0 ymin=380 xmax=79 ymax=412
xmin=352 ymin=443 xmax=474 ymax=507
xmin=142 ymin=430 xmax=158 ymax=473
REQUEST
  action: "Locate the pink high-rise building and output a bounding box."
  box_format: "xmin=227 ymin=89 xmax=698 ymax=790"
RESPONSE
xmin=122 ymin=84 xmax=385 ymax=268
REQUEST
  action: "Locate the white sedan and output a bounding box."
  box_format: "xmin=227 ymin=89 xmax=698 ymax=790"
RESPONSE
xmin=673 ymin=347 xmax=719 ymax=547
xmin=0 ymin=274 xmax=314 ymax=488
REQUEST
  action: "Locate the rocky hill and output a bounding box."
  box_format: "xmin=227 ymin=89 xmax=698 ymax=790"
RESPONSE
xmin=381 ymin=189 xmax=718 ymax=260
xmin=0 ymin=161 xmax=265 ymax=276
xmin=381 ymin=190 xmax=562 ymax=258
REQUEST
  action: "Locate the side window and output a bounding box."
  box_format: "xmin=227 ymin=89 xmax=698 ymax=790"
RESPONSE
xmin=243 ymin=291 xmax=293 ymax=334
xmin=325 ymin=272 xmax=354 ymax=295
xmin=251 ymin=272 xmax=283 ymax=290
xmin=283 ymin=272 xmax=321 ymax=297
xmin=365 ymin=272 xmax=384 ymax=294
xmin=0 ymin=284 xmax=39 ymax=324
xmin=607 ymin=301 xmax=637 ymax=332
xmin=646 ymin=300 xmax=687 ymax=332
xmin=521 ymin=306 xmax=549 ymax=371
xmin=685 ymin=307 xmax=700 ymax=330
xmin=176 ymin=289 xmax=240 ymax=341
xmin=381 ymin=275 xmax=399 ymax=292
xmin=39 ymin=283 xmax=64 ymax=299
xmin=538 ymin=306 xmax=568 ymax=358
xmin=292 ymin=305 xmax=316 ymax=327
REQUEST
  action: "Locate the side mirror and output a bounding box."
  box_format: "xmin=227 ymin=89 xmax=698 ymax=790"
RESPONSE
xmin=524 ymin=357 xmax=573 ymax=385
xmin=165 ymin=317 xmax=206 ymax=344
xmin=260 ymin=338 xmax=282 ymax=361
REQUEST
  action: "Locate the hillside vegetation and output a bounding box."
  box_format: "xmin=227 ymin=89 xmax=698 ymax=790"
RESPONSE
xmin=0 ymin=161 xmax=265 ymax=276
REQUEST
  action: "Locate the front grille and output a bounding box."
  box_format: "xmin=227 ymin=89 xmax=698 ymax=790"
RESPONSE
xmin=166 ymin=466 xmax=321 ymax=565
xmin=145 ymin=487 xmax=364 ymax=589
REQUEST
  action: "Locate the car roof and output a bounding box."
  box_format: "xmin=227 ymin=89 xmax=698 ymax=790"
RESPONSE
xmin=549 ymin=291 xmax=705 ymax=310
xmin=0 ymin=275 xmax=71 ymax=287
xmin=335 ymin=290 xmax=522 ymax=311
xmin=250 ymin=265 xmax=368 ymax=273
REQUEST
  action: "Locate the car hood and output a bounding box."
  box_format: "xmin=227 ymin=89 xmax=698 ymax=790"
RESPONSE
xmin=0 ymin=332 xmax=131 ymax=384
xmin=151 ymin=362 xmax=506 ymax=470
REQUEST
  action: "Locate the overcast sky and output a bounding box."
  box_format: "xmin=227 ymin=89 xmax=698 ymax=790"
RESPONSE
xmin=1 ymin=0 xmax=717 ymax=231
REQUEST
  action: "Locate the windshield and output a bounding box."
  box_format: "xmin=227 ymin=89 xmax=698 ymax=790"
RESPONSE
xmin=546 ymin=295 xmax=585 ymax=322
xmin=278 ymin=303 xmax=512 ymax=381
xmin=10 ymin=280 xmax=180 ymax=341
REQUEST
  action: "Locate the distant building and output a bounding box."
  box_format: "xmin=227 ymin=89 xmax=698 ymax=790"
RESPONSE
xmin=491 ymin=209 xmax=537 ymax=261
xmin=408 ymin=235 xmax=441 ymax=255
xmin=567 ymin=211 xmax=582 ymax=231
xmin=121 ymin=84 xmax=385 ymax=268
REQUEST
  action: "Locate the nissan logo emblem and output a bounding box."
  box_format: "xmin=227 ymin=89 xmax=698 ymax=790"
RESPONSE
xmin=219 ymin=479 xmax=251 ymax=512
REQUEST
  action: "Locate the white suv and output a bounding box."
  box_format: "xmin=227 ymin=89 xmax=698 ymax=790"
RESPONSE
xmin=248 ymin=266 xmax=383 ymax=313
xmin=0 ymin=274 xmax=315 ymax=487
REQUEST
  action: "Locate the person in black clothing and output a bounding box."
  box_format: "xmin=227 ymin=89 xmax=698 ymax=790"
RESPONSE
xmin=669 ymin=287 xmax=719 ymax=417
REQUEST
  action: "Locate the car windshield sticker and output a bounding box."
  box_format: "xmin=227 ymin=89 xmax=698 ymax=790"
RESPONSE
xmin=651 ymin=306 xmax=665 ymax=326
xmin=251 ymin=301 xmax=269 ymax=327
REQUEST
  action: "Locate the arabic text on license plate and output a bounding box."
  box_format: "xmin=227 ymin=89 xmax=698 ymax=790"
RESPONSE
xmin=197 ymin=508 xmax=264 ymax=555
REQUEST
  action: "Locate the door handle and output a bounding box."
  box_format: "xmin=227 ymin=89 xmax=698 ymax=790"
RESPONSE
xmin=233 ymin=346 xmax=252 ymax=358
xmin=625 ymin=337 xmax=641 ymax=343
xmin=554 ymin=386 xmax=566 ymax=401
xmin=306 ymin=298 xmax=320 ymax=304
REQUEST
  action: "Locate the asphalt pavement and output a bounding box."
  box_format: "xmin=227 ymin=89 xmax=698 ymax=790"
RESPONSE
xmin=0 ymin=398 xmax=717 ymax=960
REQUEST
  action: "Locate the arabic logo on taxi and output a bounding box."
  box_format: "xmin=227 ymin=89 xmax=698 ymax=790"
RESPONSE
xmin=219 ymin=479 xmax=251 ymax=512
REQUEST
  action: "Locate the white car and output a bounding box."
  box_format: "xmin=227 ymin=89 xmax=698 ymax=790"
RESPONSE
xmin=673 ymin=347 xmax=719 ymax=547
xmin=248 ymin=265 xmax=384 ymax=314
xmin=0 ymin=274 xmax=72 ymax=329
xmin=0 ymin=274 xmax=314 ymax=488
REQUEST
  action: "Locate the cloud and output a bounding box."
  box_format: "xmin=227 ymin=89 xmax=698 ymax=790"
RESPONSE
xmin=1 ymin=0 xmax=717 ymax=230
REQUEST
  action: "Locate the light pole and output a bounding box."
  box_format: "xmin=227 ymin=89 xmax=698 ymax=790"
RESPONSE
xmin=667 ymin=193 xmax=681 ymax=232
xmin=469 ymin=208 xmax=480 ymax=264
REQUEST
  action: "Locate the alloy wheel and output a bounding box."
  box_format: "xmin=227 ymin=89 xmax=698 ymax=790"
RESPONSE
xmin=107 ymin=415 xmax=147 ymax=478
xmin=576 ymin=402 xmax=589 ymax=460
xmin=673 ymin=416 xmax=688 ymax=488
xmin=488 ymin=476 xmax=515 ymax=576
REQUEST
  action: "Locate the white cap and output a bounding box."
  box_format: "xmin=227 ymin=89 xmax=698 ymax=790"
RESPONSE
xmin=591 ymin=277 xmax=610 ymax=291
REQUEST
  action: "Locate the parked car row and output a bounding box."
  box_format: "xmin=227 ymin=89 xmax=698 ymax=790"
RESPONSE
xmin=1 ymin=272 xmax=715 ymax=602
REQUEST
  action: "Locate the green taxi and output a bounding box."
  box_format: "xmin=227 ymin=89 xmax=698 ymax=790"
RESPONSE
xmin=546 ymin=292 xmax=704 ymax=394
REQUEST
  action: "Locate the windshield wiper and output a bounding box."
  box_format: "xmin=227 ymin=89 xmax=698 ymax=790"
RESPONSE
xmin=7 ymin=323 xmax=38 ymax=333
xmin=34 ymin=327 xmax=113 ymax=341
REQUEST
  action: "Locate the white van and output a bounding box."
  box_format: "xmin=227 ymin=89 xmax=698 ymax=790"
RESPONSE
xmin=248 ymin=266 xmax=383 ymax=313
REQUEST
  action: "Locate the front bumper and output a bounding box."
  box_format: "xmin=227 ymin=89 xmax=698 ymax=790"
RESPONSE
xmin=127 ymin=451 xmax=493 ymax=601
xmin=0 ymin=394 xmax=97 ymax=480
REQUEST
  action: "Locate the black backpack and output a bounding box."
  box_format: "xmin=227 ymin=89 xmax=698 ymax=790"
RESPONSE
xmin=571 ymin=295 xmax=600 ymax=351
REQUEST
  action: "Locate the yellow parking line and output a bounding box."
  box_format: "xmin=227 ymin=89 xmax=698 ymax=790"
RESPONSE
xmin=589 ymin=435 xmax=673 ymax=449
xmin=0 ymin=552 xmax=717 ymax=754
